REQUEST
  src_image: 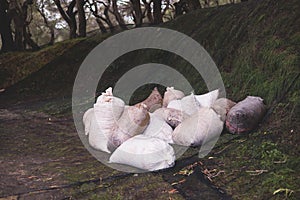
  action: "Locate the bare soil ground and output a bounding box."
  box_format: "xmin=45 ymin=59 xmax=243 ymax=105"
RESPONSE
xmin=0 ymin=100 xmax=229 ymax=200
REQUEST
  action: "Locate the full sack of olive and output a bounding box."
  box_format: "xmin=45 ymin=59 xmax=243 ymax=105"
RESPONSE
xmin=83 ymin=87 xmax=266 ymax=171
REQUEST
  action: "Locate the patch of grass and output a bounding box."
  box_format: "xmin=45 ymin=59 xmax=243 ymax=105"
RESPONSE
xmin=0 ymin=38 xmax=85 ymax=89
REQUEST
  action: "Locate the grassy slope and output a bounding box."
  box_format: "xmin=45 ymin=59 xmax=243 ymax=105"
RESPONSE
xmin=162 ymin=1 xmax=300 ymax=198
xmin=0 ymin=0 xmax=299 ymax=199
xmin=0 ymin=38 xmax=86 ymax=89
xmin=163 ymin=1 xmax=300 ymax=198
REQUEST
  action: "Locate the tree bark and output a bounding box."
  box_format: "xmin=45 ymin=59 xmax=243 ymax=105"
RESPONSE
xmin=103 ymin=3 xmax=115 ymax=32
xmin=96 ymin=18 xmax=107 ymax=33
xmin=153 ymin=0 xmax=162 ymax=24
xmin=36 ymin=0 xmax=55 ymax=45
xmin=76 ymin=0 xmax=86 ymax=37
xmin=10 ymin=0 xmax=24 ymax=50
xmin=141 ymin=0 xmax=153 ymax=24
xmin=23 ymin=26 xmax=39 ymax=50
xmin=112 ymin=0 xmax=128 ymax=30
xmin=9 ymin=0 xmax=37 ymax=50
xmin=0 ymin=0 xmax=14 ymax=52
xmin=54 ymin=0 xmax=77 ymax=39
xmin=66 ymin=0 xmax=77 ymax=39
xmin=130 ymin=0 xmax=142 ymax=27
xmin=87 ymin=0 xmax=115 ymax=33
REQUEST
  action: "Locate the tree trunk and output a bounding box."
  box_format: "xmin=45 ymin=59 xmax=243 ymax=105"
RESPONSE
xmin=54 ymin=0 xmax=77 ymax=39
xmin=112 ymin=0 xmax=127 ymax=30
xmin=103 ymin=5 xmax=115 ymax=32
xmin=153 ymin=0 xmax=162 ymax=24
xmin=87 ymin=0 xmax=115 ymax=33
xmin=130 ymin=0 xmax=142 ymax=27
xmin=141 ymin=0 xmax=153 ymax=24
xmin=0 ymin=0 xmax=14 ymax=52
xmin=76 ymin=0 xmax=86 ymax=37
xmin=66 ymin=0 xmax=77 ymax=38
xmin=12 ymin=15 xmax=25 ymax=50
xmin=9 ymin=0 xmax=24 ymax=50
xmin=96 ymin=18 xmax=107 ymax=33
xmin=36 ymin=2 xmax=55 ymax=45
xmin=24 ymin=26 xmax=39 ymax=50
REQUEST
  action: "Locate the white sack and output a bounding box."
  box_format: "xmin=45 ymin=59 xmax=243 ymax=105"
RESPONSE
xmin=172 ymin=107 xmax=224 ymax=147
xmin=163 ymin=87 xmax=185 ymax=107
xmin=108 ymin=104 xmax=150 ymax=151
xmin=194 ymin=89 xmax=219 ymax=108
xmin=143 ymin=113 xmax=173 ymax=143
xmin=167 ymin=93 xmax=200 ymax=116
xmin=109 ymin=135 xmax=175 ymax=171
xmin=93 ymin=87 xmax=125 ymax=136
xmin=153 ymin=107 xmax=189 ymax=128
xmin=83 ymin=108 xmax=111 ymax=153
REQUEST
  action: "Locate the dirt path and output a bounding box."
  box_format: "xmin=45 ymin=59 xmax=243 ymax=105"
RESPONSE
xmin=0 ymin=101 xmax=229 ymax=200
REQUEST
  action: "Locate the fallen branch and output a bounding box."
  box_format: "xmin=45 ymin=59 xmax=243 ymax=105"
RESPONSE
xmin=246 ymin=169 xmax=268 ymax=176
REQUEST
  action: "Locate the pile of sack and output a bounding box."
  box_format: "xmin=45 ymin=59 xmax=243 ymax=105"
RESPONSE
xmin=83 ymin=87 xmax=266 ymax=171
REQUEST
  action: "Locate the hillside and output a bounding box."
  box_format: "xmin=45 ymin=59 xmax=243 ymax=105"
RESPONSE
xmin=0 ymin=0 xmax=299 ymax=199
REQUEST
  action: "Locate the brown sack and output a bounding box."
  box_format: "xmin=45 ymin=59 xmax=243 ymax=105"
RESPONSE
xmin=226 ymin=96 xmax=266 ymax=134
xmin=212 ymin=98 xmax=236 ymax=122
xmin=108 ymin=103 xmax=150 ymax=151
xmin=135 ymin=87 xmax=163 ymax=112
xmin=153 ymin=107 xmax=189 ymax=128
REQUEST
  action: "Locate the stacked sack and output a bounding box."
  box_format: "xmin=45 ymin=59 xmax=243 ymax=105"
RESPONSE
xmin=83 ymin=86 xmax=266 ymax=171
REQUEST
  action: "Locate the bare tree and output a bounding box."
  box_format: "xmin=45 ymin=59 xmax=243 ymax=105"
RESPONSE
xmin=9 ymin=0 xmax=39 ymax=50
xmin=153 ymin=0 xmax=162 ymax=24
xmin=54 ymin=0 xmax=77 ymax=39
xmin=130 ymin=0 xmax=142 ymax=27
xmin=76 ymin=0 xmax=87 ymax=37
xmin=112 ymin=0 xmax=128 ymax=29
xmin=36 ymin=0 xmax=55 ymax=45
xmin=141 ymin=0 xmax=153 ymax=23
xmin=87 ymin=0 xmax=116 ymax=33
xmin=0 ymin=0 xmax=14 ymax=52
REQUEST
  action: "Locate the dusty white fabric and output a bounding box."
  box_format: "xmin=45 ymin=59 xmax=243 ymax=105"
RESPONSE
xmin=153 ymin=107 xmax=189 ymax=128
xmin=143 ymin=113 xmax=173 ymax=143
xmin=93 ymin=87 xmax=125 ymax=137
xmin=172 ymin=107 xmax=224 ymax=147
xmin=109 ymin=135 xmax=175 ymax=171
xmin=163 ymin=87 xmax=185 ymax=107
xmin=83 ymin=108 xmax=110 ymax=153
xmin=108 ymin=104 xmax=150 ymax=151
xmin=83 ymin=87 xmax=125 ymax=153
xmin=194 ymin=89 xmax=219 ymax=108
xmin=167 ymin=93 xmax=200 ymax=116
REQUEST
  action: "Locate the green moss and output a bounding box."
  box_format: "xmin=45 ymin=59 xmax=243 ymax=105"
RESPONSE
xmin=0 ymin=38 xmax=85 ymax=89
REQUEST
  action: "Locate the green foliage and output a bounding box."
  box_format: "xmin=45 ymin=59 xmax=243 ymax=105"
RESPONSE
xmin=259 ymin=141 xmax=287 ymax=169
